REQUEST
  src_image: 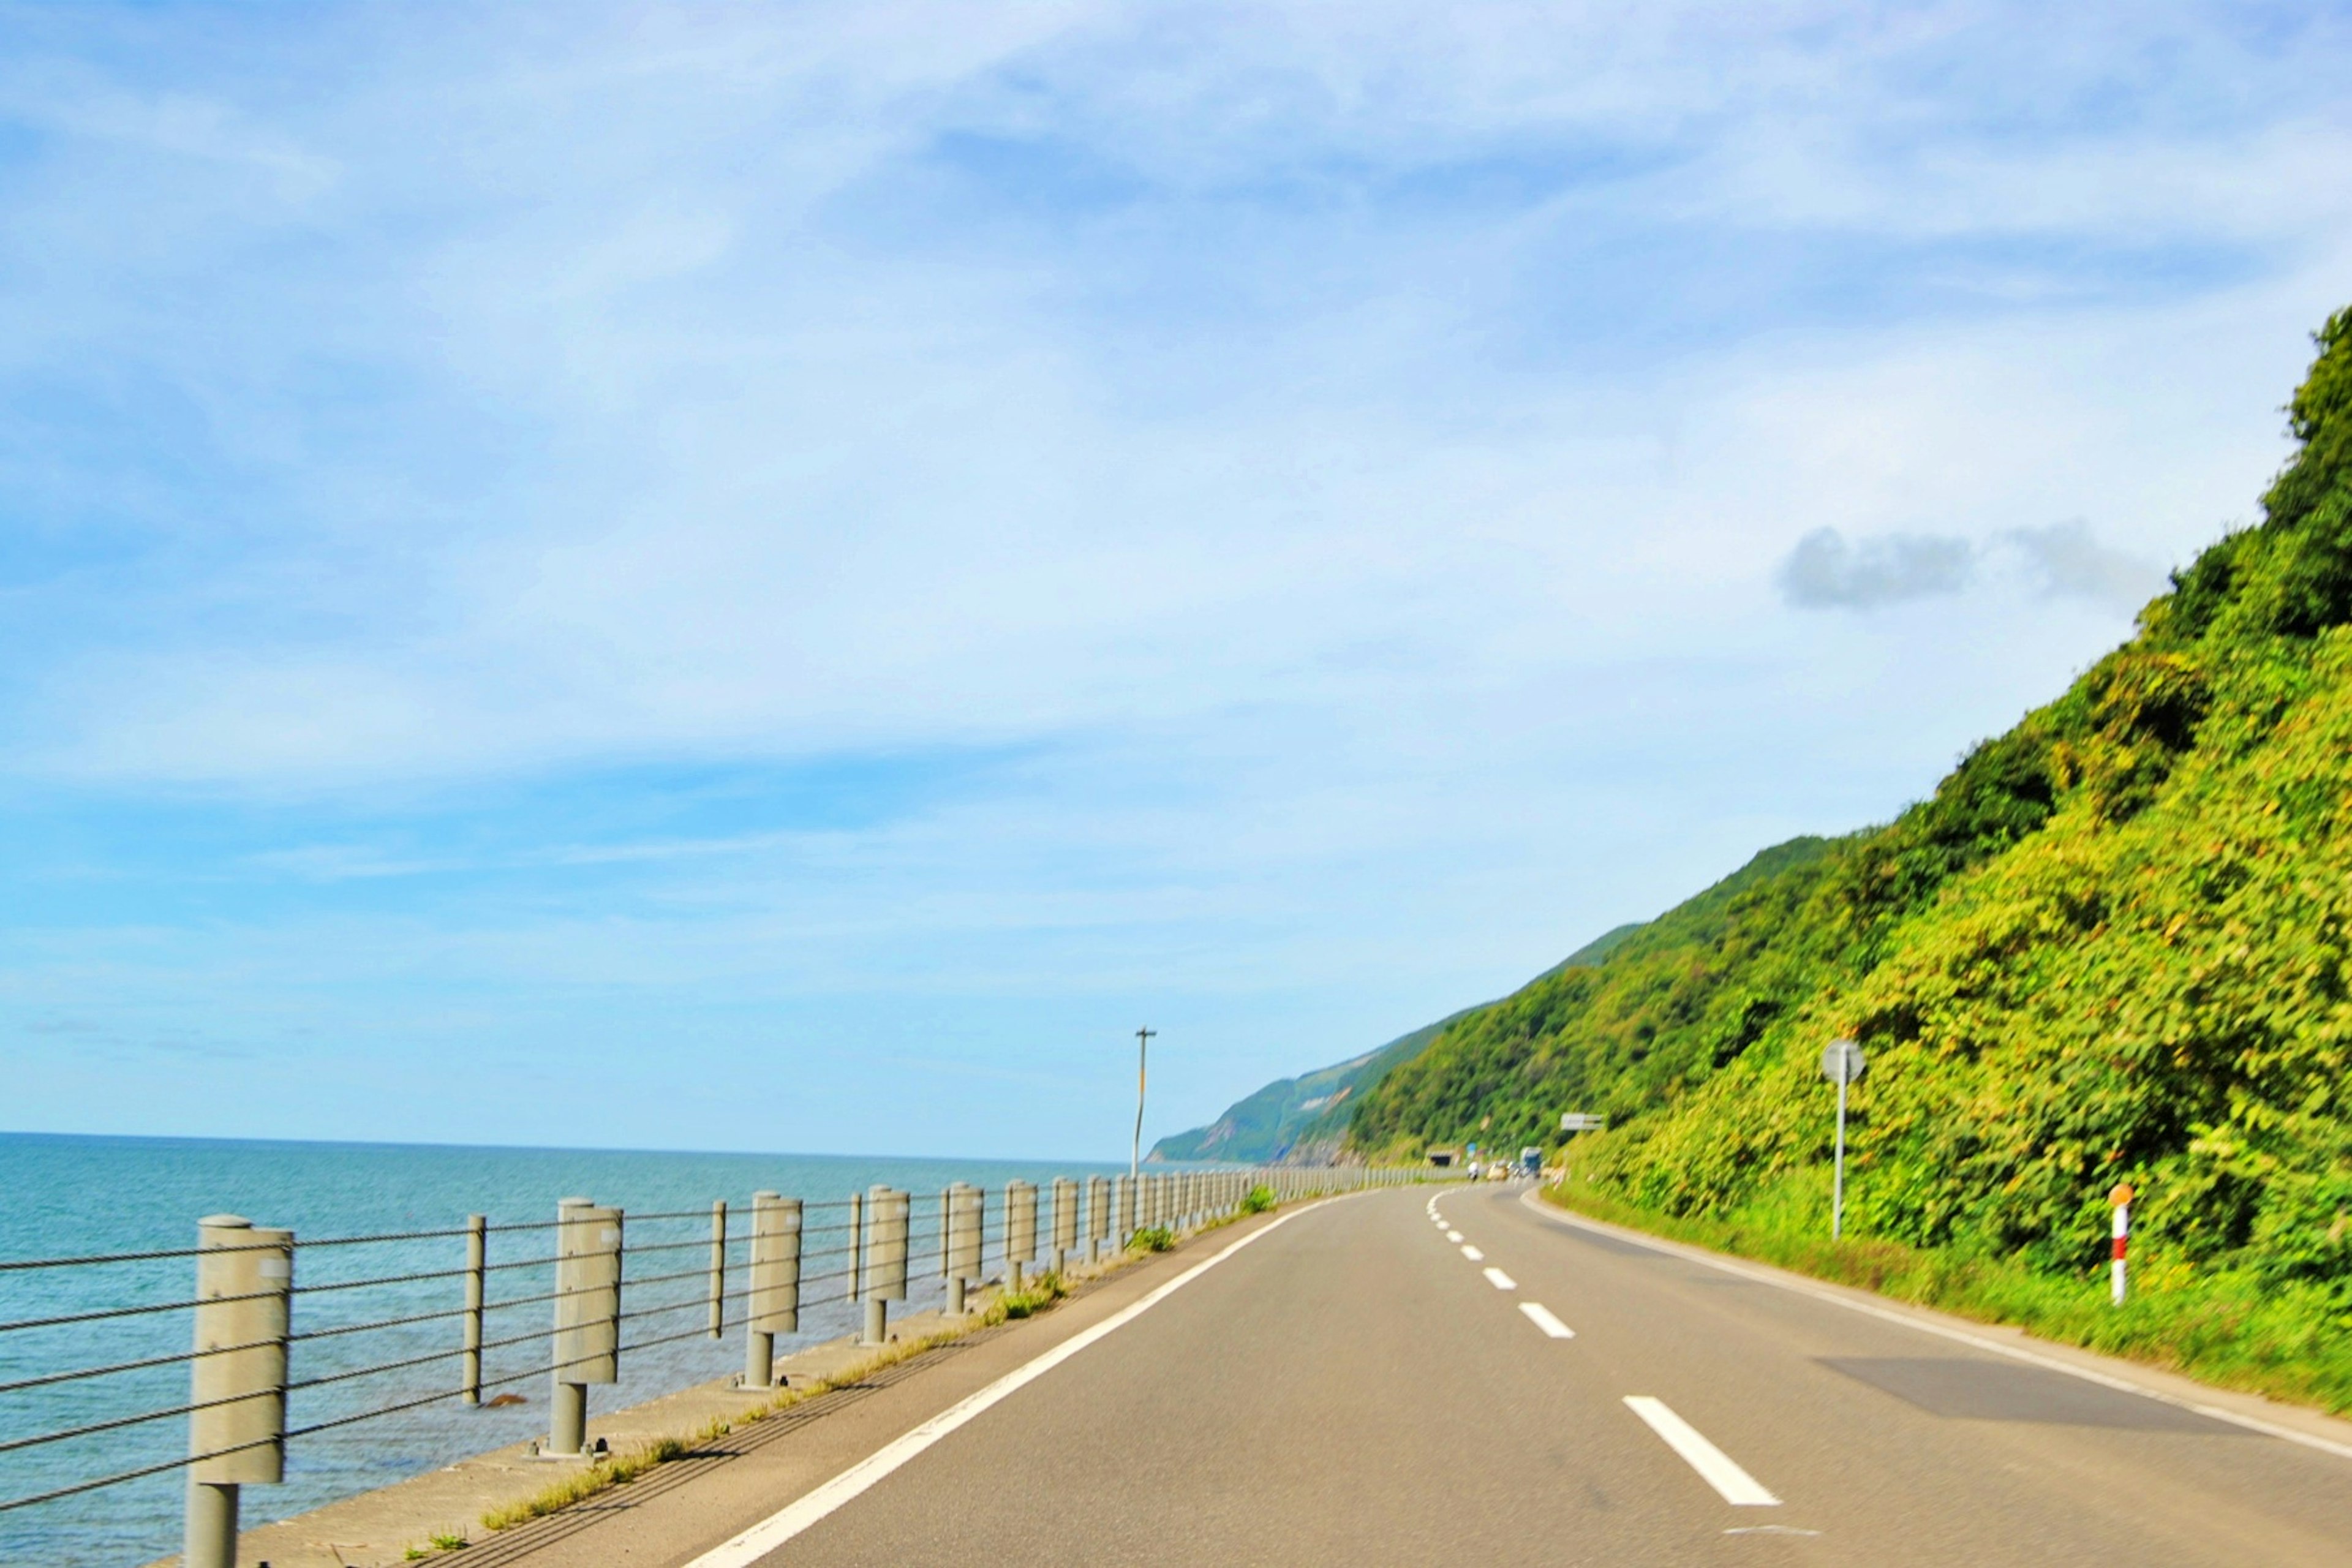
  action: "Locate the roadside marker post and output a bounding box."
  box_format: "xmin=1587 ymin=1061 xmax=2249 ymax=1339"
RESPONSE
xmin=1820 ymin=1039 xmax=1865 ymax=1241
xmin=2110 ymin=1183 xmax=2134 ymax=1306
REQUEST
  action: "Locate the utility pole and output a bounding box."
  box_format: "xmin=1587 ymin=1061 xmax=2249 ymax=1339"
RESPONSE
xmin=1132 ymin=1027 xmax=1156 ymax=1183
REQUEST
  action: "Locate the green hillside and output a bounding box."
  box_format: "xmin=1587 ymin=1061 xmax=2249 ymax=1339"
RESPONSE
xmin=1154 ymin=923 xmax=1644 ymax=1164
xmin=1348 ymin=309 xmax=2352 ymax=1397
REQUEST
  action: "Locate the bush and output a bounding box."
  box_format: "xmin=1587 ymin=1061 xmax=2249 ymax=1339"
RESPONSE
xmin=995 ymin=1272 xmax=1067 ymax=1320
xmin=1240 ymin=1184 xmax=1278 ymax=1214
xmin=1126 ymin=1225 xmax=1175 ymax=1252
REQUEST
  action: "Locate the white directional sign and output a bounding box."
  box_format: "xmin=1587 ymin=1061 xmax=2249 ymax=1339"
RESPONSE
xmin=1820 ymin=1039 xmax=1865 ymax=1085
xmin=1560 ymin=1112 xmax=1607 ymax=1133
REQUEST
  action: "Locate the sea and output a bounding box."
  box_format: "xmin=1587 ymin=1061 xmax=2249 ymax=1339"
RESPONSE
xmin=0 ymin=1133 xmax=1134 ymax=1567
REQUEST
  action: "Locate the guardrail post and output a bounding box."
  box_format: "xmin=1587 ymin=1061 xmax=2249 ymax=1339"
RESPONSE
xmin=945 ymin=1184 xmax=982 ymax=1313
xmin=1087 ymin=1175 xmax=1109 ymax=1261
xmin=744 ymin=1191 xmax=800 ymax=1389
xmin=461 ymin=1212 xmax=486 ymax=1405
xmin=1006 ymin=1180 xmax=1037 ymax=1291
xmin=185 ymin=1215 xmax=292 ymax=1568
xmin=708 ymin=1199 xmax=728 ymax=1340
xmin=548 ymin=1197 xmax=621 ymax=1458
xmin=1049 ymin=1177 xmax=1076 ymax=1276
xmin=862 ymin=1186 xmax=907 ymax=1344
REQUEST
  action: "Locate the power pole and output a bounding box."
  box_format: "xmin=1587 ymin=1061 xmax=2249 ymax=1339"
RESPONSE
xmin=1132 ymin=1027 xmax=1156 ymax=1183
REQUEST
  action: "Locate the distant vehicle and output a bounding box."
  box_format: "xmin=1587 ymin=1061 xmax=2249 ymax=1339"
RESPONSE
xmin=1519 ymin=1147 xmax=1542 ymax=1175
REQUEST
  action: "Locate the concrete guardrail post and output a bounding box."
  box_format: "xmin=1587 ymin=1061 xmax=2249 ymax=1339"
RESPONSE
xmin=1006 ymin=1180 xmax=1038 ymax=1291
xmin=744 ymin=1191 xmax=801 ymax=1389
xmin=862 ymin=1186 xmax=908 ymax=1344
xmin=947 ymin=1183 xmax=984 ymax=1312
xmin=1049 ymin=1177 xmax=1077 ymax=1276
xmin=1087 ymin=1175 xmax=1110 ymax=1261
xmin=461 ymin=1212 xmax=486 ymax=1406
xmin=1114 ymin=1175 xmax=1136 ymax=1248
xmin=548 ymin=1197 xmax=622 ymax=1458
xmin=184 ymin=1215 xmax=292 ymax=1568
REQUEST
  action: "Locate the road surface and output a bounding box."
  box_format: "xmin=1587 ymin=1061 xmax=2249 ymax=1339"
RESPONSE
xmin=491 ymin=1180 xmax=2352 ymax=1567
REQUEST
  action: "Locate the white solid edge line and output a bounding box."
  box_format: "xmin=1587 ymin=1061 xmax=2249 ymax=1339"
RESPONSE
xmin=679 ymin=1205 xmax=1319 ymax=1568
xmin=1483 ymin=1266 xmax=1517 ymax=1291
xmin=1518 ymin=1189 xmax=2352 ymax=1464
xmin=1623 ymin=1396 xmax=1780 ymax=1506
xmin=1518 ymin=1301 xmax=1574 ymax=1338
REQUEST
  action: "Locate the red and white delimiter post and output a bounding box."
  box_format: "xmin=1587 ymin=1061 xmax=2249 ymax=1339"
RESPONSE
xmin=2109 ymin=1182 xmax=2134 ymax=1306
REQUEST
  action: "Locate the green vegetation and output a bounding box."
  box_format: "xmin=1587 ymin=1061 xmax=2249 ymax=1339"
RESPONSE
xmin=994 ymin=1271 xmax=1068 ymax=1319
xmin=1150 ymin=1014 xmax=1473 ymax=1163
xmin=1240 ymin=1183 xmax=1278 ymax=1214
xmin=1126 ymin=1224 xmax=1175 ymax=1252
xmin=1350 ymin=308 xmax=2352 ymax=1408
xmin=1153 ymin=925 xmax=1642 ymax=1165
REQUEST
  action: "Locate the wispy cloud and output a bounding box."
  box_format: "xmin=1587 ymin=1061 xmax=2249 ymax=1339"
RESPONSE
xmin=2003 ymin=519 xmax=2170 ymax=612
xmin=1778 ymin=528 xmax=1975 ymax=608
xmin=1776 ymin=521 xmax=2169 ymax=612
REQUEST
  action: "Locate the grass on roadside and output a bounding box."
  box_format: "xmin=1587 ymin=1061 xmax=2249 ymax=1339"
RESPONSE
xmin=1544 ymin=1180 xmax=2352 ymax=1417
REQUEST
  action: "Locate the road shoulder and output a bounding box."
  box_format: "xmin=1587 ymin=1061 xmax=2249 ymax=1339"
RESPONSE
xmin=1509 ymin=1185 xmax=2352 ymax=1463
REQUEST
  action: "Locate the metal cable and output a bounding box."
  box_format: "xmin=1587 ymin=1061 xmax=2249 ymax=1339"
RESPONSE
xmin=481 ymin=1251 xmax=566 ymax=1275
xmin=287 ymin=1300 xmax=475 ymax=1344
xmin=294 ymin=1262 xmax=474 ymax=1296
xmin=296 ymin=1224 xmax=480 ymax=1250
xmin=286 ymin=1341 xmax=463 ymax=1393
xmin=0 ymin=1432 xmax=280 ymax=1515
xmin=624 ymin=1235 xmax=737 ymax=1259
xmin=0 ymin=1336 xmax=274 ymax=1396
xmin=0 ymin=1238 xmax=280 ymax=1272
xmin=617 ymin=1262 xmax=723 ymax=1291
xmin=614 ymin=1287 xmax=749 ymax=1327
xmin=616 ymin=1319 xmax=745 ymax=1359
xmin=0 ymin=1381 xmax=285 ymax=1457
xmin=0 ymin=1286 xmax=281 ymax=1336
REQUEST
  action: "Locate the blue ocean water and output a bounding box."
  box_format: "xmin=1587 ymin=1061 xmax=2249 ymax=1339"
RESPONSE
xmin=0 ymin=1133 xmax=1133 ymax=1566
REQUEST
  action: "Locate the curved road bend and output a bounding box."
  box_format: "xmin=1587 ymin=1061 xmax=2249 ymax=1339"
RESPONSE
xmin=502 ymin=1182 xmax=2352 ymax=1567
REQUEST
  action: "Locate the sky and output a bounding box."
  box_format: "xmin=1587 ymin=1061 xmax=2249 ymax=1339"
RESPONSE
xmin=2 ymin=0 xmax=2348 ymax=1161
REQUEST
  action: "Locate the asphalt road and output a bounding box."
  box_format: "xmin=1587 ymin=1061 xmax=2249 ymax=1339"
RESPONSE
xmin=502 ymin=1182 xmax=2352 ymax=1567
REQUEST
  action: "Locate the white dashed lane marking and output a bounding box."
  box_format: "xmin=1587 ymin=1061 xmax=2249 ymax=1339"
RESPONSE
xmin=1518 ymin=1302 xmax=1574 ymax=1338
xmin=1623 ymin=1396 xmax=1780 ymax=1507
xmin=1483 ymin=1267 xmax=1517 ymax=1291
xmin=1460 ymin=1245 xmax=1483 ymax=1261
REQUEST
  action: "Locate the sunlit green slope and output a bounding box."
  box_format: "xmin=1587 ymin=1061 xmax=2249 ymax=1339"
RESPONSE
xmin=1153 ymin=925 xmax=1643 ymax=1164
xmin=1351 ymin=309 xmax=2352 ymax=1303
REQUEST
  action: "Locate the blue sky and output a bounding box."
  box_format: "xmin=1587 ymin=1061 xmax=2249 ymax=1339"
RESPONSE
xmin=2 ymin=0 xmax=2349 ymax=1159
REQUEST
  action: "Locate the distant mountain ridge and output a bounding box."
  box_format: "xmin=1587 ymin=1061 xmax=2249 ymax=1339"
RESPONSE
xmin=1150 ymin=922 xmax=1647 ymax=1164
